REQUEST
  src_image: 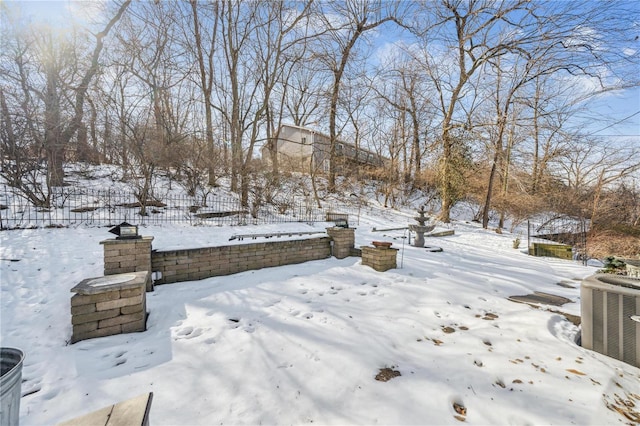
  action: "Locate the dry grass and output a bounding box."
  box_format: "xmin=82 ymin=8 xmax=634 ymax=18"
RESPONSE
xmin=587 ymin=230 xmax=640 ymax=259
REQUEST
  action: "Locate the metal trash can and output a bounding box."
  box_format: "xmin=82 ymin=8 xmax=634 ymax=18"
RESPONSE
xmin=1 ymin=348 xmax=24 ymax=426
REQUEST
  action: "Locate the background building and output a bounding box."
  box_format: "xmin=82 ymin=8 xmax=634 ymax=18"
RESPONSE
xmin=261 ymin=124 xmax=387 ymax=175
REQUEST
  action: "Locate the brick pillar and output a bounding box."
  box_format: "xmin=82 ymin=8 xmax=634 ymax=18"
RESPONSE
xmin=100 ymin=237 xmax=154 ymax=291
xmin=326 ymin=227 xmax=355 ymax=259
xmin=70 ymin=271 xmax=149 ymax=343
xmin=361 ymin=246 xmax=398 ymax=272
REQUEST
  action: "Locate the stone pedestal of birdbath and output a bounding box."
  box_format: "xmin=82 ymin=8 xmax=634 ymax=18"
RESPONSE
xmin=362 ymin=243 xmax=398 ymax=272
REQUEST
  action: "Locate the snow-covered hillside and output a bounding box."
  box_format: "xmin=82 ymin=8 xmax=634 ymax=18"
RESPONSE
xmin=2 ymin=200 xmax=640 ymax=424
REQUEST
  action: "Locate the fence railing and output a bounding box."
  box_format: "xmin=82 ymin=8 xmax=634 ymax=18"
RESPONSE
xmin=0 ymin=185 xmax=359 ymax=229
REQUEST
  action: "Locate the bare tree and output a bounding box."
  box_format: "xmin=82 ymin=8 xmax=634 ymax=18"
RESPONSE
xmin=372 ymin=52 xmax=437 ymax=187
xmin=187 ymin=0 xmax=220 ymax=186
xmin=213 ymin=1 xmax=314 ymax=206
xmin=410 ymin=0 xmax=547 ymax=222
xmin=114 ymin=1 xmax=189 ymax=162
xmin=0 ymin=1 xmax=130 ymax=201
xmin=476 ymin=53 xmax=544 ymax=229
xmin=282 ymin=65 xmax=326 ymax=128
xmin=556 ymin=137 xmax=639 ymax=203
xmin=256 ymin=1 xmax=314 ymax=188
xmin=313 ymin=0 xmax=402 ymax=192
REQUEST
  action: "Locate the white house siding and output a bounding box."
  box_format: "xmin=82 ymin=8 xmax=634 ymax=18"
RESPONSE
xmin=262 ymin=124 xmax=386 ymax=174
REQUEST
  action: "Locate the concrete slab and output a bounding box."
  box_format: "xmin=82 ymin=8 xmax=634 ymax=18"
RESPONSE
xmin=508 ymin=291 xmax=572 ymax=307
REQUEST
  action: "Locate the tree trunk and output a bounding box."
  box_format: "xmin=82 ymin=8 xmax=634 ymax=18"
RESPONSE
xmin=77 ymin=123 xmax=89 ymax=163
xmin=45 ymin=68 xmax=64 ymax=187
xmin=481 ymin=150 xmax=500 ymax=229
xmin=189 ymin=0 xmax=218 ymax=187
xmin=328 ymin=75 xmax=339 ymax=192
xmin=439 ymin=132 xmax=453 ymax=222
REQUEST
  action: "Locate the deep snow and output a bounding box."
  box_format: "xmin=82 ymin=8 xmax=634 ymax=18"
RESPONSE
xmin=2 ymin=212 xmax=640 ymax=425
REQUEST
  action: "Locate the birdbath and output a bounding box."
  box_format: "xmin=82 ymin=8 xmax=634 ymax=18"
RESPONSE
xmin=408 ymin=205 xmax=435 ymax=247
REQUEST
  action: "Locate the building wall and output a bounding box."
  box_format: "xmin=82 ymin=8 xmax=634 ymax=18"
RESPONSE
xmin=261 ymin=125 xmax=315 ymax=172
xmin=277 ymin=126 xmax=313 ymax=160
xmin=262 ymin=124 xmax=388 ymax=174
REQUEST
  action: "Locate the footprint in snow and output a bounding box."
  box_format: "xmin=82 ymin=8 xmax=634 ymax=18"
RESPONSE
xmin=41 ymin=388 xmax=61 ymax=400
xmin=264 ymin=298 xmax=281 ymax=307
xmin=21 ymin=384 xmax=42 ymax=397
xmin=175 ymin=326 xmax=204 ymax=339
xmin=176 ymin=326 xmax=194 ymax=336
xmin=21 ymin=375 xmax=43 ymax=397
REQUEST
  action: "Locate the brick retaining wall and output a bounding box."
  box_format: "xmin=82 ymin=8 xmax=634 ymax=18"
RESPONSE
xmin=152 ymin=237 xmax=332 ymax=284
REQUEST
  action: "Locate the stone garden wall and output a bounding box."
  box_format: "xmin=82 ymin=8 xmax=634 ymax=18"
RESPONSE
xmin=98 ymin=227 xmax=361 ymax=286
xmin=151 ymin=237 xmax=333 ymax=284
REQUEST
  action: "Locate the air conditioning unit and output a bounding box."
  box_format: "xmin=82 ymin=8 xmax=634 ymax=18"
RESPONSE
xmin=581 ymin=274 xmax=640 ymax=368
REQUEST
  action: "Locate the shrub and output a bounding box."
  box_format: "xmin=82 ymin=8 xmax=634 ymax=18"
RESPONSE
xmin=600 ymin=256 xmax=626 ymax=275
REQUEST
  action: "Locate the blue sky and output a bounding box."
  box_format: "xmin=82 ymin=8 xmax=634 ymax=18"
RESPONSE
xmin=583 ymin=88 xmax=640 ymax=140
xmin=6 ymin=0 xmax=640 ymax=147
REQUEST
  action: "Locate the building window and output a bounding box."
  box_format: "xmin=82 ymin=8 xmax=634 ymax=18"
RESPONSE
xmin=302 ymin=137 xmax=307 ymax=145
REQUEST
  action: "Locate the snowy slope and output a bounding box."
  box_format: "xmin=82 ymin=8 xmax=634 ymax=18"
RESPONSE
xmin=2 ymin=212 xmax=640 ymax=425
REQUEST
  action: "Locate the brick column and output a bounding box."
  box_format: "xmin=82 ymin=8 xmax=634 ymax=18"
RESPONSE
xmin=361 ymin=246 xmax=398 ymax=272
xmin=100 ymin=237 xmax=154 ymax=291
xmin=70 ymin=271 xmax=149 ymax=343
xmin=326 ymin=227 xmax=355 ymax=259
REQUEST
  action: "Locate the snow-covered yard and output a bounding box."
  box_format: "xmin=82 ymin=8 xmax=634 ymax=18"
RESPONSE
xmin=1 ymin=212 xmax=639 ymax=425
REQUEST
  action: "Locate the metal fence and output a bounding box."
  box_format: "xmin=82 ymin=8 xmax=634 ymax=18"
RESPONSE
xmin=0 ymin=185 xmax=359 ymax=230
